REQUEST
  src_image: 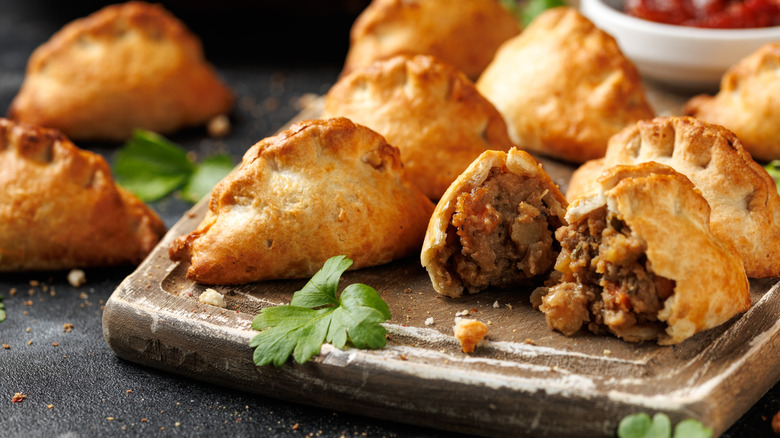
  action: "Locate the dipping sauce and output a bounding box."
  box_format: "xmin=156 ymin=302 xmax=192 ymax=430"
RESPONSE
xmin=624 ymin=0 xmax=780 ymax=28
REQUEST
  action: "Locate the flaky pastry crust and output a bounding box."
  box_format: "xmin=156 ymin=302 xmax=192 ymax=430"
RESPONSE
xmin=342 ymin=0 xmax=520 ymax=80
xmin=476 ymin=7 xmax=654 ymax=163
xmin=323 ymin=54 xmax=514 ymax=200
xmin=169 ymin=118 xmax=435 ymax=285
xmin=7 ymin=1 xmax=234 ymax=141
xmin=0 ymin=118 xmax=166 ymax=271
xmin=421 ymin=148 xmax=568 ymax=297
xmin=683 ymin=43 xmax=780 ymax=162
xmin=548 ymin=163 xmax=750 ymax=344
xmin=567 ymin=116 xmax=780 ymax=278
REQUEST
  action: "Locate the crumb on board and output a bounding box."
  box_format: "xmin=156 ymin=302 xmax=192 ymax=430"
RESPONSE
xmin=12 ymin=392 xmax=26 ymax=403
xmin=424 ymin=317 xmax=434 ymax=326
xmin=772 ymin=410 xmax=780 ymax=434
xmin=453 ymin=319 xmax=488 ymax=353
xmin=207 ymin=114 xmax=231 ymax=138
xmin=63 ymin=323 xmax=74 ymax=333
xmin=199 ymin=289 xmax=226 ymax=308
xmin=455 ymin=309 xmax=470 ymax=317
xmin=67 ymin=269 xmax=86 ymax=287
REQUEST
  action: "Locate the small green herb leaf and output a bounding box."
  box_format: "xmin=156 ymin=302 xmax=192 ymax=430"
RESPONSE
xmin=0 ymin=296 xmax=5 ymax=323
xmin=521 ymin=0 xmax=566 ymax=26
xmin=181 ymin=153 xmax=234 ymax=203
xmin=618 ymin=413 xmax=712 ymax=438
xmin=673 ymin=419 xmax=713 ymax=438
xmin=250 ymin=256 xmax=392 ymax=367
xmin=113 ymin=129 xmax=233 ymax=203
xmin=765 ymin=160 xmax=780 ymax=194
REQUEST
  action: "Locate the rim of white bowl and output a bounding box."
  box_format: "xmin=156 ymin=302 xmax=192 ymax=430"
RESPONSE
xmin=582 ymin=0 xmax=780 ymax=41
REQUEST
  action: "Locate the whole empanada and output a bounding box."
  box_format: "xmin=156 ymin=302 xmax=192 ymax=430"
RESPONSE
xmin=323 ymin=54 xmax=514 ymax=200
xmin=684 ymin=43 xmax=780 ymax=162
xmin=7 ymin=1 xmax=234 ymax=142
xmin=169 ymin=118 xmax=435 ymax=285
xmin=421 ymin=147 xmax=568 ymax=298
xmin=538 ymin=162 xmax=750 ymax=345
xmin=0 ymin=118 xmax=166 ymax=271
xmin=342 ymin=0 xmax=521 ymax=80
xmin=567 ymin=116 xmax=780 ymax=278
xmin=476 ymin=7 xmax=654 ymax=163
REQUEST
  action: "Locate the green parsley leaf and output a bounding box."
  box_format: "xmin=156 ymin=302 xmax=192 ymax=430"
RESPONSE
xmin=618 ymin=413 xmax=712 ymax=438
xmin=181 ymin=153 xmax=234 ymax=203
xmin=520 ymin=0 xmax=566 ymax=26
xmin=250 ymin=255 xmax=392 ymax=367
xmin=673 ymin=419 xmax=713 ymax=438
xmin=765 ymin=160 xmax=780 ymax=194
xmin=0 ymin=296 xmax=5 ymax=323
xmin=113 ymin=129 xmax=233 ymax=203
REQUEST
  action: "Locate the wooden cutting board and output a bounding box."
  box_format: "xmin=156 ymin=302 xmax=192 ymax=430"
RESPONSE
xmin=102 ymin=89 xmax=780 ymax=437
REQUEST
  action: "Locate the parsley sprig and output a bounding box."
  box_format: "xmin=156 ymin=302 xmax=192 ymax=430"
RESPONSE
xmin=618 ymin=413 xmax=712 ymax=438
xmin=765 ymin=160 xmax=780 ymax=194
xmin=250 ymin=256 xmax=392 ymax=367
xmin=113 ymin=129 xmax=234 ymax=203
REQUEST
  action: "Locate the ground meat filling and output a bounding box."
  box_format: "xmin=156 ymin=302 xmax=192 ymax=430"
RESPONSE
xmin=540 ymin=206 xmax=676 ymax=342
xmin=443 ymin=166 xmax=563 ymax=293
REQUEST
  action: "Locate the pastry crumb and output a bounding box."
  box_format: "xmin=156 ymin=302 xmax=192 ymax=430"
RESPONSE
xmin=199 ymin=289 xmax=226 ymax=308
xmin=773 ymin=410 xmax=780 ymax=434
xmin=424 ymin=317 xmax=434 ymax=326
xmin=67 ymin=269 xmax=86 ymax=287
xmin=453 ymin=319 xmax=488 ymax=353
xmin=207 ymin=114 xmax=231 ymax=138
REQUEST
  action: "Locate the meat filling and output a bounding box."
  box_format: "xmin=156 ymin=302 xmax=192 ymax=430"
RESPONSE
xmin=441 ymin=166 xmax=564 ymax=293
xmin=539 ymin=206 xmax=675 ymax=342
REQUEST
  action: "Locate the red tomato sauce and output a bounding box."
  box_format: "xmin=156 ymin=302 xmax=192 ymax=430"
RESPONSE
xmin=624 ymin=0 xmax=780 ymax=28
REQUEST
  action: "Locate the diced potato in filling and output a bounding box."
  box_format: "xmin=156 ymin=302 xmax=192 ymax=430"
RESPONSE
xmin=441 ymin=167 xmax=564 ymax=293
xmin=539 ymin=206 xmax=676 ymax=342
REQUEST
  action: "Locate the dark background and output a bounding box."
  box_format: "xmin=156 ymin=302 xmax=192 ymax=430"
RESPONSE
xmin=0 ymin=1 xmax=778 ymax=436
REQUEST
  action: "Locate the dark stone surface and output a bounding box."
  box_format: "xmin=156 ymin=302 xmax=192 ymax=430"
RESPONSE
xmin=0 ymin=1 xmax=778 ymax=437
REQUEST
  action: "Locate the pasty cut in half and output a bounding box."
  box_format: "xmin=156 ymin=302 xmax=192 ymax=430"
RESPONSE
xmin=342 ymin=0 xmax=521 ymax=80
xmin=683 ymin=43 xmax=780 ymax=161
xmin=169 ymin=118 xmax=435 ymax=285
xmin=323 ymin=54 xmax=514 ymax=200
xmin=536 ymin=163 xmax=750 ymax=345
xmin=421 ymin=148 xmax=568 ymax=298
xmin=567 ymin=116 xmax=780 ymax=278
xmin=7 ymin=1 xmax=234 ymax=142
xmin=0 ymin=118 xmax=166 ymax=271
xmin=476 ymin=7 xmax=654 ymax=163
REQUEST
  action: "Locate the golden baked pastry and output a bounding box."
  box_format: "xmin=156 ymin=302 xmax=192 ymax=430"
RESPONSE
xmin=476 ymin=7 xmax=654 ymax=163
xmin=567 ymin=116 xmax=780 ymax=278
xmin=0 ymin=118 xmax=166 ymax=271
xmin=342 ymin=0 xmax=520 ymax=80
xmin=169 ymin=118 xmax=435 ymax=285
xmin=323 ymin=54 xmax=515 ymax=200
xmin=537 ymin=162 xmax=750 ymax=345
xmin=7 ymin=1 xmax=234 ymax=142
xmin=683 ymin=43 xmax=780 ymax=162
xmin=421 ymin=147 xmax=568 ymax=298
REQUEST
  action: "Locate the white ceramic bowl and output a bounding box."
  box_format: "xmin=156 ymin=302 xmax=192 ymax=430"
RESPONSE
xmin=581 ymin=0 xmax=780 ymax=90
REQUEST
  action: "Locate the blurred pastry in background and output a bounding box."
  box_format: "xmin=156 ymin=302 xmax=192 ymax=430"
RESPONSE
xmin=342 ymin=0 xmax=521 ymax=80
xmin=323 ymin=54 xmax=514 ymax=200
xmin=169 ymin=117 xmax=435 ymax=285
xmin=7 ymin=1 xmax=234 ymax=142
xmin=567 ymin=116 xmax=780 ymax=278
xmin=537 ymin=162 xmax=750 ymax=345
xmin=0 ymin=118 xmax=166 ymax=271
xmin=476 ymin=7 xmax=654 ymax=163
xmin=421 ymin=147 xmax=568 ymax=298
xmin=684 ymin=43 xmax=780 ymax=162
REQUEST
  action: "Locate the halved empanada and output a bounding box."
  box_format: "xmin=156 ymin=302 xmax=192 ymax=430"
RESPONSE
xmin=323 ymin=54 xmax=514 ymax=200
xmin=342 ymin=0 xmax=521 ymax=80
xmin=567 ymin=116 xmax=780 ymax=278
xmin=7 ymin=1 xmax=233 ymax=142
xmin=169 ymin=117 xmax=435 ymax=285
xmin=538 ymin=163 xmax=750 ymax=345
xmin=684 ymin=43 xmax=780 ymax=162
xmin=0 ymin=118 xmax=166 ymax=271
xmin=421 ymin=148 xmax=568 ymax=298
xmin=476 ymin=7 xmax=654 ymax=163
